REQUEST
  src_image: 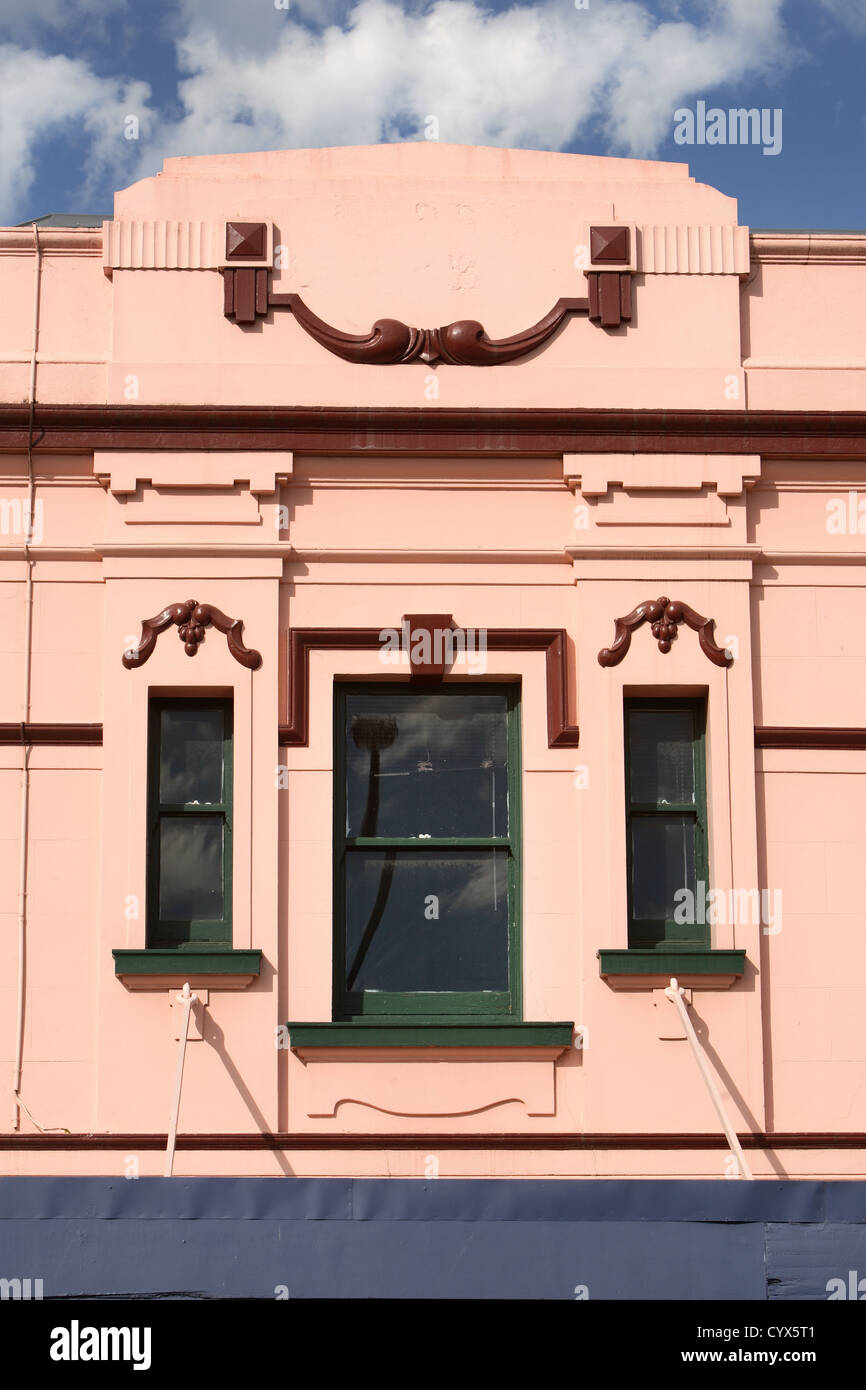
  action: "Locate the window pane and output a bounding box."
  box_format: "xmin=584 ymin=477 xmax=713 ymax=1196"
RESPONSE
xmin=158 ymin=817 xmax=224 ymax=920
xmin=159 ymin=707 xmax=224 ymax=805
xmin=345 ymin=850 xmax=509 ymax=993
xmin=630 ymin=815 xmax=696 ymax=921
xmin=345 ymin=692 xmax=509 ymax=838
xmin=628 ymin=709 xmax=695 ymax=806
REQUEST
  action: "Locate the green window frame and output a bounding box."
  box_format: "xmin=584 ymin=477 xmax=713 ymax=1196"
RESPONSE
xmin=333 ymin=682 xmax=522 ymax=1021
xmin=146 ymin=697 xmax=233 ymax=948
xmin=624 ymin=697 xmax=708 ymax=949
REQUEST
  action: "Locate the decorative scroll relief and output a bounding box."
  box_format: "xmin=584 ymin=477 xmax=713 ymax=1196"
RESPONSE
xmin=224 ymin=282 xmax=628 ymax=360
xmin=597 ymin=597 xmax=732 ymax=668
xmin=293 ymin=1057 xmax=558 ymax=1118
xmin=222 ymin=221 xmax=635 ymax=351
xmin=123 ymin=599 xmax=262 ymax=670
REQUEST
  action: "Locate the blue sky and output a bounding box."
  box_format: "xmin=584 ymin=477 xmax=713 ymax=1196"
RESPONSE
xmin=0 ymin=0 xmax=863 ymax=230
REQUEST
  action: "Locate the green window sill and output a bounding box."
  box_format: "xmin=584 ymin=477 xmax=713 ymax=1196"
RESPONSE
xmin=598 ymin=948 xmax=746 ymax=991
xmin=113 ymin=948 xmax=262 ymax=991
xmin=286 ymin=1021 xmax=574 ymax=1056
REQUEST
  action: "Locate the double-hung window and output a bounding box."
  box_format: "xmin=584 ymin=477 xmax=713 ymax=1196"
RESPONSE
xmin=334 ymin=683 xmax=521 ymax=1019
xmin=624 ymin=697 xmax=708 ymax=949
xmin=146 ymin=698 xmax=233 ymax=947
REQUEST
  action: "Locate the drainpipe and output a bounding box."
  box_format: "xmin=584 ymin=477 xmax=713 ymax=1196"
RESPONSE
xmin=11 ymin=225 xmax=40 ymax=1130
xmin=665 ymin=977 xmax=753 ymax=1180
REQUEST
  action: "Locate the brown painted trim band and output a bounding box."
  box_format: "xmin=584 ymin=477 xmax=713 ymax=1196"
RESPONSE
xmin=3 ymin=724 xmax=859 ymax=752
xmin=1 ymin=1131 xmax=863 ymax=1151
xmin=3 ymin=406 xmax=866 ymax=456
xmin=755 ymin=727 xmax=866 ymax=749
xmin=278 ymin=626 xmax=578 ymax=747
xmin=0 ymin=723 xmax=103 ymax=745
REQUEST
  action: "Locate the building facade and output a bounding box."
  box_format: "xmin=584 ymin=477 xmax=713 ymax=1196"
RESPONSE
xmin=1 ymin=145 xmax=866 ymax=1298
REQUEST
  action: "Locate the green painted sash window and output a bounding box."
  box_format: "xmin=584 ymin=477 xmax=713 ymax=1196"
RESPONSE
xmin=147 ymin=698 xmax=233 ymax=947
xmin=624 ymin=698 xmax=708 ymax=948
xmin=334 ymin=684 xmax=522 ymax=1019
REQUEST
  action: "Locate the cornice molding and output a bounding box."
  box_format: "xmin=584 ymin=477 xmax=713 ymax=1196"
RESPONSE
xmin=567 ymin=544 xmax=758 ymax=562
xmin=750 ymin=232 xmax=866 ymax=265
xmin=98 ymin=219 xmax=753 ymax=275
xmin=567 ymin=451 xmax=761 ymax=498
xmin=291 ymin=547 xmax=569 ymax=565
xmin=94 ymin=448 xmax=293 ymax=495
xmin=93 ymin=542 xmax=292 ymax=559
xmin=4 ymin=406 xmax=866 ymax=456
xmin=4 ymin=227 xmax=863 ymax=270
xmin=0 ymin=228 xmax=103 ymax=254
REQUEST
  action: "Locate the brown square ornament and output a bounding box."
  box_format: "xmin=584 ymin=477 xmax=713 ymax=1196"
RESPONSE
xmin=225 ymin=221 xmax=268 ymax=261
xmin=590 ymin=225 xmax=630 ymax=265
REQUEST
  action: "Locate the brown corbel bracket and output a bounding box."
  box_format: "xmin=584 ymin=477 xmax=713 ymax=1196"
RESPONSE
xmin=597 ymin=597 xmax=732 ymax=669
xmin=222 ymin=278 xmax=633 ymax=358
xmin=122 ymin=599 xmax=262 ymax=670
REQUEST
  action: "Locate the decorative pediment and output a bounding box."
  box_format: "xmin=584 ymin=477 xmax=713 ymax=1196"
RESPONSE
xmin=279 ymin=622 xmax=578 ymax=746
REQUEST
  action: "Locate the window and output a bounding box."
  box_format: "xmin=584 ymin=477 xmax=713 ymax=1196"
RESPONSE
xmin=147 ymin=698 xmax=233 ymax=947
xmin=333 ymin=683 xmax=521 ymax=1019
xmin=624 ymin=697 xmax=708 ymax=948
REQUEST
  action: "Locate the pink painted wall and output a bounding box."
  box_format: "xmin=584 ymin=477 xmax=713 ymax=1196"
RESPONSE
xmin=0 ymin=145 xmax=865 ymax=1177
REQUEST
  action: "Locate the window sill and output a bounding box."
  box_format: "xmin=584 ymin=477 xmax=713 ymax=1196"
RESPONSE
xmin=286 ymin=1021 xmax=574 ymax=1059
xmin=112 ymin=948 xmax=262 ymax=991
xmin=598 ymin=949 xmax=746 ymax=991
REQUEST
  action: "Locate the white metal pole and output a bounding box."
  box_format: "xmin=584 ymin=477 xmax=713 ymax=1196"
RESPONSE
xmin=165 ymin=982 xmax=197 ymax=1177
xmin=664 ymin=977 xmax=753 ymax=1180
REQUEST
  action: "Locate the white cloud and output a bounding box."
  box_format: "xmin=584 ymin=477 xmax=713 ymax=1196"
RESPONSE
xmin=1 ymin=0 xmax=796 ymax=222
xmin=169 ymin=0 xmax=354 ymax=54
xmin=0 ymin=44 xmax=152 ymax=220
xmin=819 ymin=0 xmax=866 ymax=33
xmin=129 ymin=0 xmax=792 ymax=180
xmin=604 ymin=0 xmax=789 ymax=155
xmin=0 ymin=0 xmax=127 ymax=42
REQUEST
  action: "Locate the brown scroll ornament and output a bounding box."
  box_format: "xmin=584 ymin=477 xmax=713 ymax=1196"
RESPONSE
xmin=122 ymin=599 xmax=262 ymax=670
xmin=225 ymin=284 xmax=600 ymax=362
xmin=597 ymin=597 xmax=732 ymax=669
xmin=222 ymin=221 xmax=633 ymax=349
